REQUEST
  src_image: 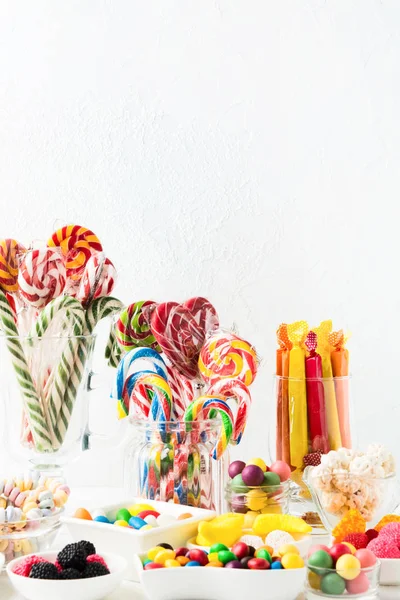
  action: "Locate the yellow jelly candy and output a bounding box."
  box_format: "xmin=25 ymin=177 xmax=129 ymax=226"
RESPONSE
xmin=336 ymin=555 xmax=361 ymax=580
xmin=114 ymin=520 xmax=129 ymax=527
xmin=243 ymin=511 xmax=258 ymax=529
xmin=308 ymin=571 xmax=322 ymax=590
xmin=331 ymin=510 xmax=366 ymax=542
xmin=148 ymin=546 xmax=165 ymax=561
xmin=154 ymin=549 xmax=176 ymax=564
xmin=128 ymin=503 xmax=154 ymax=516
xmin=207 ymin=552 xmax=219 ymax=563
xmin=281 ymin=553 xmax=304 ymax=569
xmin=246 ymin=490 xmax=268 ymax=512
xmin=375 ymin=514 xmax=400 ymax=532
xmin=253 ymin=514 xmax=312 ymax=537
xmin=342 ymin=542 xmax=357 ymax=554
xmin=261 ymin=504 xmax=282 ymax=515
xmin=165 ymin=559 xmax=181 ymax=568
xmin=196 ymin=514 xmax=244 ymax=547
xmin=247 ymin=458 xmax=267 ymax=471
xmin=278 ymin=544 xmax=299 ymax=557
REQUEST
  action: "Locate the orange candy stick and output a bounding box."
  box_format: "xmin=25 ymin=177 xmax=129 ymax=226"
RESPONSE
xmin=287 ymin=321 xmax=309 ymax=468
xmin=276 ymin=325 xmax=292 ymax=462
xmin=329 ymin=330 xmax=351 ymax=448
xmin=314 ymin=321 xmax=342 ymax=450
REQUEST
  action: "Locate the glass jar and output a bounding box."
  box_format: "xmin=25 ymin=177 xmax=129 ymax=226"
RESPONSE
xmin=124 ymin=419 xmax=230 ymax=513
xmin=225 ymin=479 xmax=290 ymax=515
xmin=0 ymin=333 xmax=99 ymax=474
xmin=305 ymin=560 xmax=380 ymax=599
xmin=271 ymin=375 xmax=354 ymax=532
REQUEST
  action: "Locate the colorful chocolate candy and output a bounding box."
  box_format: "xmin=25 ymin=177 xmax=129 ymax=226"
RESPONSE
xmin=73 ymin=504 xmax=193 ymax=531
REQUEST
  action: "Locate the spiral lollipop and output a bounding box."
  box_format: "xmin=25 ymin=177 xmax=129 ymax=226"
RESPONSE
xmin=111 ymin=347 xmax=168 ymax=419
xmin=0 ymin=239 xmax=26 ymax=293
xmin=47 ymin=224 xmax=102 ymax=281
xmin=18 ymin=248 xmax=66 ymax=309
xmin=184 ymin=395 xmax=234 ymax=459
xmin=116 ymin=301 xmax=160 ymax=352
xmin=199 ymin=332 xmax=258 ymax=386
xmin=76 ymin=254 xmax=116 ymax=307
xmin=208 ymin=378 xmax=252 ymax=445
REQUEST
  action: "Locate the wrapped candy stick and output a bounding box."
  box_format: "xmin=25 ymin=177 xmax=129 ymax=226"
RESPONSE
xmin=305 ymin=331 xmax=329 ymax=454
xmin=276 ymin=325 xmax=292 ymax=463
xmin=314 ymin=321 xmax=342 ymax=450
xmin=287 ymin=321 xmax=309 ymax=468
xmin=329 ymin=330 xmax=351 ymax=448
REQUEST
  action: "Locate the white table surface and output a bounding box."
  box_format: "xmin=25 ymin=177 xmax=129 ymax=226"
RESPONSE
xmin=0 ymin=488 xmax=398 ymax=600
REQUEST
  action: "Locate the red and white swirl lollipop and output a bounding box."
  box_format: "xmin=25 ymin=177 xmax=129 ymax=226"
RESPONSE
xmin=76 ymin=254 xmax=116 ymax=307
xmin=18 ymin=248 xmax=66 ymax=309
xmin=183 ymin=297 xmax=219 ymax=334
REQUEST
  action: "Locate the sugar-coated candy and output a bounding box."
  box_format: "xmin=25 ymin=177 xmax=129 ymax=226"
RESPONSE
xmin=128 ymin=516 xmax=147 ymax=529
xmin=144 ymin=515 xmax=158 ymax=526
xmin=165 ymin=559 xmax=181 ymax=568
xmin=187 ymin=549 xmax=208 ymax=566
xmin=228 ymin=461 xmax=246 ymax=479
xmin=248 ymin=557 xmax=270 ymax=570
xmin=94 ymin=516 xmax=109 ymax=524
xmin=346 ymin=572 xmax=370 ymax=594
xmin=335 ymin=554 xmax=361 ymax=580
xmin=114 ymin=520 xmax=129 ymax=527
xmin=176 ymin=556 xmax=190 ymax=566
xmin=206 ymin=561 xmax=224 ymax=567
xmin=144 ymin=562 xmax=163 ymax=570
xmin=154 ymin=549 xmax=176 ymax=565
xmin=308 ymin=550 xmax=334 ymax=572
xmin=116 ymin=508 xmax=131 ymax=522
xmin=269 ymin=461 xmax=291 ymax=482
xmin=281 ymin=553 xmax=304 ymax=569
xmin=175 ymin=547 xmax=189 ymax=557
xmin=277 ymin=544 xmax=299 ymax=557
xmin=354 ymin=548 xmax=376 ymax=568
xmin=246 ymin=458 xmax=267 ymax=472
xmin=225 ymin=560 xmax=243 ymax=569
xmin=255 ymin=548 xmax=272 ymax=562
xmin=148 ymin=547 xmax=164 ymax=561
xmin=241 ymin=465 xmax=264 ymax=487
xmin=73 ymin=508 xmax=92 ymax=521
xmin=321 ymin=573 xmax=346 ymax=595
xmin=217 ymin=550 xmax=237 ymax=565
xmin=271 ymin=561 xmax=283 ymax=569
xmin=231 ymin=542 xmax=249 ymax=560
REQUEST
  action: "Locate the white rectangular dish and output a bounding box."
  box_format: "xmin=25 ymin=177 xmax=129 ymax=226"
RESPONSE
xmin=134 ymin=554 xmax=306 ymax=600
xmin=63 ymin=498 xmax=215 ymax=581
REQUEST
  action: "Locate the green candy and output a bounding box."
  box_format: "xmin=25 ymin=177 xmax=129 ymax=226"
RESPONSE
xmin=256 ymin=549 xmax=272 ymax=563
xmin=262 ymin=472 xmax=281 ymax=489
xmin=321 ymin=573 xmax=346 ymax=595
xmin=116 ymin=508 xmax=131 ymax=522
xmin=308 ymin=550 xmax=334 ymax=574
xmin=231 ymin=474 xmax=249 ymax=493
xmin=210 ymin=543 xmax=229 ymax=553
xmin=218 ymin=550 xmax=237 ymax=565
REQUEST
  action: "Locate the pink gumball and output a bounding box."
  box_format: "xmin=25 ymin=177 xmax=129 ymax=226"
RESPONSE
xmin=269 ymin=460 xmax=291 ymax=482
xmin=346 ymin=572 xmax=370 ymax=595
xmin=307 ymin=544 xmax=331 ymax=558
xmin=355 ymin=549 xmax=377 ymax=568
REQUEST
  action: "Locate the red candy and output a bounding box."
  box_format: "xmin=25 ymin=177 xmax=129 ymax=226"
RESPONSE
xmin=188 ymin=549 xmax=209 ymax=566
xmin=329 ymin=543 xmax=352 ymax=564
xmin=137 ymin=510 xmax=160 ymax=520
xmin=231 ymin=542 xmax=249 ymax=561
xmin=175 ymin=547 xmax=189 ymax=558
xmin=248 ymin=558 xmax=270 ymax=570
xmin=144 ymin=562 xmax=164 ymax=570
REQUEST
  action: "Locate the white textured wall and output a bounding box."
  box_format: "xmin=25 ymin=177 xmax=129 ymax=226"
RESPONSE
xmin=1 ymin=0 xmax=400 ymax=484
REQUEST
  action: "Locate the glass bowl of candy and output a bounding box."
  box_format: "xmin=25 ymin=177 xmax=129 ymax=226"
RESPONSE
xmin=303 ymin=446 xmax=400 ymax=533
xmin=0 ymin=473 xmax=70 ymax=569
xmin=305 ymin=544 xmax=380 ymax=599
xmin=225 ymin=458 xmax=291 ymax=517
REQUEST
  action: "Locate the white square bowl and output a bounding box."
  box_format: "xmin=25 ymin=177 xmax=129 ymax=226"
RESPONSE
xmin=63 ymin=498 xmax=215 ymax=581
xmin=135 ymin=553 xmax=306 ymax=600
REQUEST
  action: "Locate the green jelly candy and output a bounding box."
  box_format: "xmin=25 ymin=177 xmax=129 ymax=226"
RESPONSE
xmin=257 ymin=549 xmax=272 ymax=563
xmin=116 ymin=508 xmax=131 ymax=523
xmin=210 ymin=543 xmax=229 ymax=553
xmin=218 ymin=550 xmax=237 ymax=565
xmin=231 ymin=474 xmax=249 ymax=493
xmin=308 ymin=550 xmax=334 ymax=574
xmin=321 ymin=573 xmax=346 ymax=595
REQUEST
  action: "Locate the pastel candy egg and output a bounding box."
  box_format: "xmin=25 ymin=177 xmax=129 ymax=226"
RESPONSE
xmin=156 ymin=514 xmax=177 ymax=527
xmin=144 ymin=515 xmax=158 ymax=527
xmin=26 ymin=509 xmax=43 ymax=520
xmin=0 ymin=498 xmax=6 ymax=510
xmin=321 ymin=573 xmax=346 ymax=595
xmin=94 ymin=516 xmax=110 ymax=524
xmin=336 ymin=554 xmax=361 ymax=580
xmin=22 ymin=502 xmax=37 ymax=514
xmin=4 ymin=480 xmax=15 ymax=497
xmin=9 ymin=487 xmax=21 ymax=503
xmin=54 ymin=490 xmax=68 ymax=507
xmin=308 ymin=550 xmax=334 ymax=572
xmin=116 ymin=508 xmax=132 ymax=523
xmin=114 ymin=520 xmax=129 ymax=527
xmin=129 ymin=516 xmax=147 ymax=530
xmin=57 ymin=485 xmax=71 ymax=496
xmin=39 ymin=498 xmax=54 ymax=510
xmin=14 ymin=492 xmax=28 ymax=508
xmin=346 ymin=572 xmax=370 ymax=594
xmin=246 ymin=490 xmax=268 ymax=512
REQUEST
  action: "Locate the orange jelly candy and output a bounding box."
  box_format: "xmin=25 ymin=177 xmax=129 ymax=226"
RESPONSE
xmin=375 ymin=514 xmax=400 ymax=532
xmin=177 ymin=513 xmax=193 ymax=520
xmin=332 ymin=510 xmax=366 ymax=542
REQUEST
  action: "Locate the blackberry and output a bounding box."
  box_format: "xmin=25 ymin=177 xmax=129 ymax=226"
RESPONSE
xmin=77 ymin=540 xmax=96 ymax=558
xmin=57 ymin=543 xmax=87 ymax=571
xmin=82 ymin=562 xmax=110 ymax=578
xmin=59 ymin=568 xmax=82 ymax=580
xmin=29 ymin=562 xmax=59 ymax=579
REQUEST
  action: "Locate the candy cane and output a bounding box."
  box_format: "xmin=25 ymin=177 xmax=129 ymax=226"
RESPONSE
xmin=208 ymin=378 xmax=252 ymax=445
xmin=184 ymin=395 xmax=234 ymax=459
xmin=0 ymin=291 xmax=52 ymax=451
xmin=84 ymin=296 xmax=124 ymax=367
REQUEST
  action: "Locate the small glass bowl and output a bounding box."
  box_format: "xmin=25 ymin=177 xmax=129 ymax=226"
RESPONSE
xmin=305 ymin=560 xmax=380 ymax=599
xmin=225 ymin=479 xmax=290 ymax=515
xmin=0 ymin=509 xmax=63 ymax=570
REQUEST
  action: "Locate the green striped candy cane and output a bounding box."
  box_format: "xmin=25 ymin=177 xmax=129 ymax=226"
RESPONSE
xmin=32 ymin=295 xmax=85 ymax=446
xmin=0 ymin=291 xmax=52 ymax=451
xmin=84 ymin=296 xmax=124 ymax=367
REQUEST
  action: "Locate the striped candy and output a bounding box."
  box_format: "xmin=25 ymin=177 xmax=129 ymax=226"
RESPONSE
xmin=183 ymin=297 xmax=219 ymax=335
xmin=166 ymin=364 xmax=194 ymax=420
xmin=18 ymin=248 xmax=66 ymax=309
xmin=0 ymin=239 xmax=25 ymax=293
xmin=208 ymin=378 xmax=252 ymax=445
xmin=199 ymin=332 xmax=258 ymax=386
xmin=85 ymin=295 xmax=124 ymax=368
xmin=116 ymin=301 xmax=159 ymax=352
xmin=77 ymin=253 xmax=116 ymax=307
xmin=184 ymin=395 xmax=234 ymax=459
xmin=48 ymin=225 xmax=102 ymax=281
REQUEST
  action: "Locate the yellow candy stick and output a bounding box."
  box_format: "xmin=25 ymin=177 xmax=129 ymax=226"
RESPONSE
xmin=287 ymin=321 xmax=309 ymax=468
xmin=314 ymin=321 xmax=342 ymax=450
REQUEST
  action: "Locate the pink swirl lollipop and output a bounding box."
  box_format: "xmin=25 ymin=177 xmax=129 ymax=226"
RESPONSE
xmin=208 ymin=378 xmax=252 ymax=445
xmin=18 ymin=248 xmax=66 ymax=309
xmin=76 ymin=254 xmax=116 ymax=306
